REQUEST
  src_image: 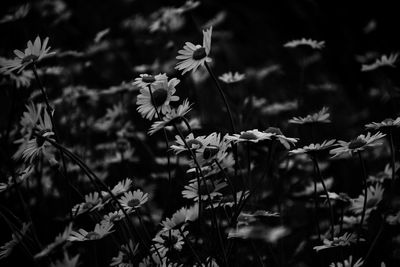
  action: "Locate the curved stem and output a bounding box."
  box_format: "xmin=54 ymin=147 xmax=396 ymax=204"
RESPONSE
xmin=357 ymin=151 xmax=368 ymax=244
xmin=312 ymin=155 xmax=335 ymax=240
xmin=179 ymin=228 xmax=203 ymax=266
xmin=204 ymin=62 xmax=236 ymax=134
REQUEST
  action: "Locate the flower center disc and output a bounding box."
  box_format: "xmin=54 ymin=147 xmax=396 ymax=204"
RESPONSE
xmin=86 ymin=231 xmax=101 ymax=240
xmin=203 ymin=145 xmax=220 ymax=159
xmin=35 ymin=129 xmax=52 ymax=147
xmin=152 ymin=89 xmax=168 ymax=107
xmin=186 ymin=139 xmax=203 ymax=151
xmin=21 ymin=54 xmax=39 ymax=64
xmin=348 ymin=139 xmax=367 ymax=149
xmin=142 ymin=75 xmax=155 ymax=83
xmin=127 ymin=198 xmax=140 ymax=208
xmin=239 ymin=132 xmax=258 ymax=140
xmin=264 ymin=127 xmax=283 ymax=135
xmin=192 ymin=47 xmax=206 ymax=60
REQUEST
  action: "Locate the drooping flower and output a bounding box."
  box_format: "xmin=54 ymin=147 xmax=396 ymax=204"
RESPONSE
xmin=175 ymin=27 xmax=212 ymax=74
xmin=218 ymin=71 xmax=245 ymax=84
xmin=289 ymin=107 xmax=331 ymax=124
xmin=225 ymin=129 xmax=271 ymax=143
xmin=284 ymin=38 xmax=325 ymax=50
xmin=148 ymin=99 xmax=192 ymax=135
xmin=365 ymin=117 xmax=400 ymax=130
xmin=119 ymin=190 xmax=149 ymax=213
xmin=361 ymin=53 xmax=398 ymax=72
xmin=68 ymin=221 xmax=114 ymax=242
xmin=136 ymin=77 xmax=180 ymax=120
xmin=263 ymin=127 xmax=298 ymax=149
xmin=0 ymin=36 xmax=55 ymax=73
xmin=329 ymin=132 xmax=386 ymax=157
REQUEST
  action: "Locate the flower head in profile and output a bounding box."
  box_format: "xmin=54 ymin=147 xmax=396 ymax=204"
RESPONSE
xmin=365 ymin=117 xmax=400 ymax=130
xmin=0 ymin=36 xmax=55 ymax=73
xmin=68 ymin=221 xmax=114 ymax=242
xmin=170 ymin=133 xmax=206 ymax=155
xmin=21 ymin=129 xmax=55 ymax=163
xmin=72 ymin=192 xmax=103 ymax=216
xmin=361 ymin=53 xmax=398 ymax=72
xmin=182 ymin=178 xmax=227 ymax=201
xmin=263 ymin=127 xmax=298 ymax=149
xmin=289 ymin=106 xmax=331 ymax=124
xmin=119 ymin=190 xmax=149 ymax=213
xmin=161 ymin=204 xmax=199 ymax=231
xmin=284 ymin=38 xmax=325 ymax=50
xmin=175 ymin=27 xmax=212 ymax=74
xmin=101 ymin=177 xmax=134 ymax=201
xmin=329 ymin=256 xmax=363 ymax=267
xmin=133 ymin=73 xmax=168 ymax=89
xmin=148 ymin=99 xmax=192 ymax=135
xmin=290 ymin=139 xmax=336 ymax=155
xmin=313 ymin=232 xmax=357 ymax=251
xmin=350 ymin=183 xmax=384 ymax=216
xmin=330 ymin=132 xmax=386 ymax=157
xmin=225 ymin=129 xmax=271 ymax=143
xmin=218 ymin=71 xmax=245 ymax=84
xmin=152 ymin=229 xmax=186 ymax=257
xmin=101 ymin=210 xmax=125 ymax=225
xmin=136 ymin=77 xmax=180 ymax=120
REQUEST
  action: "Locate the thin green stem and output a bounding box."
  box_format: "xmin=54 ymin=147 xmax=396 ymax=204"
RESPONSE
xmin=204 ymin=62 xmax=236 ymax=134
xmin=312 ymin=155 xmax=335 ymax=240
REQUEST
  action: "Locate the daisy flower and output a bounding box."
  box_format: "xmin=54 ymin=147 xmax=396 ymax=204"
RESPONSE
xmin=101 ymin=210 xmax=125 ymax=224
xmin=21 ymin=129 xmax=55 ymax=163
xmin=152 ymin=229 xmax=186 ymax=257
xmin=110 ymin=240 xmax=139 ymax=267
xmin=313 ymin=232 xmax=357 ymax=251
xmin=290 ymin=139 xmax=336 ymax=155
xmin=0 ymin=36 xmax=55 ymax=73
xmin=225 ymin=129 xmax=271 ymax=143
xmin=218 ymin=71 xmax=245 ymax=84
xmin=175 ymin=27 xmax=212 ymax=74
xmin=182 ymin=178 xmax=227 ymax=201
xmin=284 ymin=38 xmax=325 ymax=50
xmin=349 ymin=183 xmax=384 ymax=215
xmin=365 ymin=117 xmax=400 ymax=130
xmin=263 ymin=127 xmax=298 ymax=149
xmin=161 ymin=204 xmax=199 ymax=231
xmin=132 ymin=73 xmax=168 ymax=89
xmin=361 ymin=53 xmax=398 ymax=72
xmin=68 ymin=221 xmax=114 ymax=242
xmin=101 ymin=177 xmax=134 ymax=201
xmin=196 ymin=132 xmax=230 ymax=166
xmin=0 ymin=222 xmax=30 ymax=259
xmin=329 ymin=132 xmax=386 ymax=157
xmin=72 ymin=192 xmax=103 ymax=216
xmin=329 ymin=256 xmax=364 ymax=267
xmin=289 ymin=106 xmax=331 ymax=124
xmin=136 ymin=77 xmax=180 ymax=120
xmin=119 ymin=190 xmax=149 ymax=213
xmin=148 ymin=99 xmax=192 ymax=135
xmin=35 ymin=223 xmax=72 ymax=259
xmin=170 ymin=133 xmax=206 ymax=155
